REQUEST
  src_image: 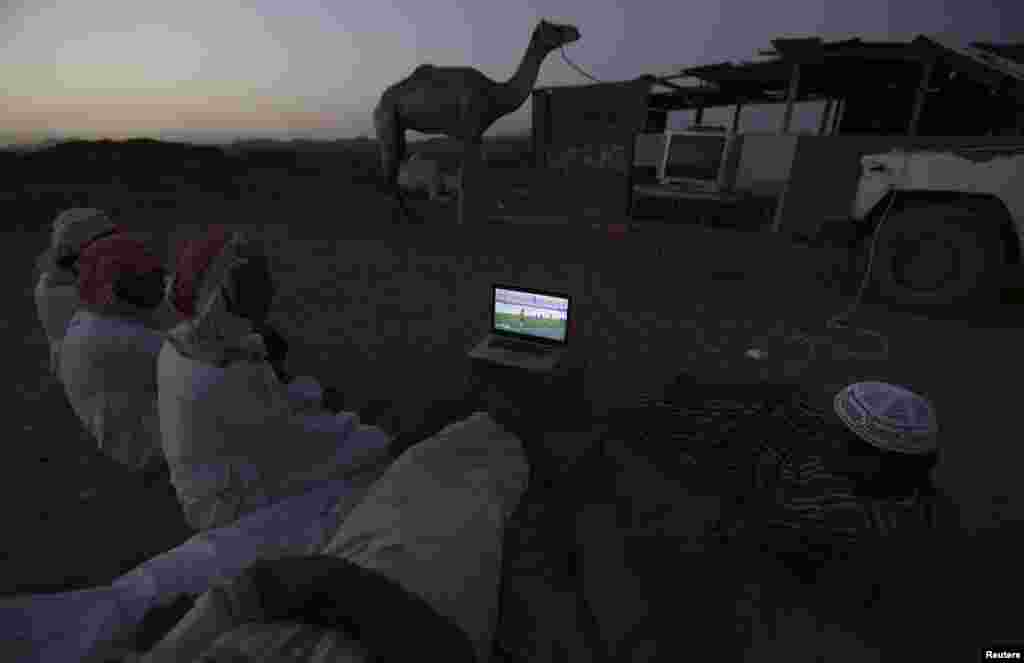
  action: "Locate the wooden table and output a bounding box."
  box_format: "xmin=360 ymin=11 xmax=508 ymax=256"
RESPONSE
xmin=631 ymin=183 xmax=774 ymax=230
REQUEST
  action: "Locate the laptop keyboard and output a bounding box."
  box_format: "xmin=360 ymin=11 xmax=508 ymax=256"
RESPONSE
xmin=490 ymin=338 xmax=548 ymax=356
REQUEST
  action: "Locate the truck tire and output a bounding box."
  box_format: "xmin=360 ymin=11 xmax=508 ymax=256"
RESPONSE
xmin=869 ymin=205 xmax=1004 ymax=310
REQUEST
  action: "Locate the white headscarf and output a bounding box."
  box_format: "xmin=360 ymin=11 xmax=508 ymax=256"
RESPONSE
xmin=43 ymin=208 xmax=121 ymax=285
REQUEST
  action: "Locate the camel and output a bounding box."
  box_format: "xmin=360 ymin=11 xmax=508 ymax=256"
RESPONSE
xmin=373 ymin=19 xmax=581 ymax=224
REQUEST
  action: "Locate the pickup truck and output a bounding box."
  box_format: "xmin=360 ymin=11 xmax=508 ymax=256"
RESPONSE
xmin=843 ymin=145 xmax=1024 ymax=309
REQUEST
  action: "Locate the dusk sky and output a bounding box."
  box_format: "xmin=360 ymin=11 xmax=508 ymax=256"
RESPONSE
xmin=1 ymin=0 xmax=1019 ymax=145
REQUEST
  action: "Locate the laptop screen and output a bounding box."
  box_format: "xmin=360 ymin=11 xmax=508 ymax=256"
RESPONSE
xmin=492 ymin=285 xmax=570 ymax=345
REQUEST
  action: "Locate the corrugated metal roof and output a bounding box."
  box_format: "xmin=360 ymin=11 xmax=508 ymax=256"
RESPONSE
xmin=670 ymin=35 xmax=1023 ymax=84
xmin=972 ymin=43 xmax=1024 ymax=65
xmin=538 ymin=36 xmax=1024 ymax=114
xmin=921 ymin=35 xmax=1024 ymax=81
xmin=642 ymin=35 xmax=1024 ymax=108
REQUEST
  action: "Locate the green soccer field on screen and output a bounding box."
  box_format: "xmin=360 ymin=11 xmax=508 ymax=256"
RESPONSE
xmin=495 ymin=311 xmax=567 ymax=340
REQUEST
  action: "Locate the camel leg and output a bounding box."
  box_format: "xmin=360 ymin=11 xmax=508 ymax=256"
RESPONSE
xmin=394 ymin=186 xmax=423 ymax=225
xmin=375 ymin=105 xmax=422 ymax=225
xmin=386 ymin=154 xmax=420 ymax=225
xmin=428 ymin=174 xmax=440 ymax=202
xmin=381 ymin=152 xmax=414 ymax=224
xmin=457 ymin=139 xmax=483 ymax=226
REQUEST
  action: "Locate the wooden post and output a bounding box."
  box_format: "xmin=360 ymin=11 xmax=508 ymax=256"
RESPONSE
xmin=457 ymin=143 xmax=483 ymax=226
xmin=730 ymin=103 xmax=743 ymax=133
xmin=533 ymin=90 xmax=552 ymax=169
xmin=908 ymin=59 xmax=935 ymax=137
xmin=457 ymin=165 xmax=469 ymax=226
xmin=830 ymin=98 xmax=845 ymax=134
xmin=695 ymin=106 xmax=705 ymax=126
xmin=818 ymin=99 xmax=834 ymax=135
xmin=531 ymin=91 xmax=543 ymax=169
xmin=780 ymin=63 xmax=801 ymax=134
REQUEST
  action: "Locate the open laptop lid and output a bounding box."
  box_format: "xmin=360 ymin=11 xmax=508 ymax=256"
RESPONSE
xmin=491 ymin=284 xmax=571 ymax=347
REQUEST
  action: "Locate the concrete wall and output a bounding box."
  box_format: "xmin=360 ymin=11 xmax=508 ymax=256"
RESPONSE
xmin=731 ymin=133 xmax=799 ymax=197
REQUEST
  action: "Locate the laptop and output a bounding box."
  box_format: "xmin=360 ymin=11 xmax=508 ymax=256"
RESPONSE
xmin=468 ymin=284 xmax=571 ymax=373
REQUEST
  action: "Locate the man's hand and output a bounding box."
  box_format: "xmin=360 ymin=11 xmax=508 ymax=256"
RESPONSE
xmin=253 ymin=322 xmax=289 ymax=364
xmin=254 ymin=322 xmax=291 ymax=383
xmin=270 ymin=362 xmax=292 ymax=385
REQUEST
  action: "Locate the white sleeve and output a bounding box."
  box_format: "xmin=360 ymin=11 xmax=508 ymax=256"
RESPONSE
xmin=134 ymin=325 xmax=167 ymax=359
xmin=222 ymin=361 xmax=296 ymax=428
xmin=0 ymin=479 xmax=370 ymax=662
xmin=0 ymin=585 xmax=146 ymax=663
xmin=221 ymin=363 xmax=383 ymax=464
xmin=112 ymin=478 xmax=362 ymax=611
xmin=283 ymin=375 xmax=324 ymax=413
xmin=289 ymin=412 xmax=392 ymax=479
xmin=93 ymin=394 xmax=164 ymax=472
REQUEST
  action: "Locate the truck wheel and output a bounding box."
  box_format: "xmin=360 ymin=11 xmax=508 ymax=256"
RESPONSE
xmin=869 ymin=205 xmax=1004 ymax=309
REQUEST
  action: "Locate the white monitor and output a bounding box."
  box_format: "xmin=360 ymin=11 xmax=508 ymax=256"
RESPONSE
xmin=658 ymin=130 xmax=734 ymax=191
xmin=634 ymin=133 xmax=668 ymax=169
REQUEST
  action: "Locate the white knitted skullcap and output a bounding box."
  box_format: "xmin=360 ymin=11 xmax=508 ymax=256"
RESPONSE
xmin=833 ymin=381 xmax=939 ymax=455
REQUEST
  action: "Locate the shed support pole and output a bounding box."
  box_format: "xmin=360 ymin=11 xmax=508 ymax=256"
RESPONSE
xmin=780 ymin=63 xmax=801 ymax=134
xmin=818 ymin=99 xmax=834 ymax=135
xmin=730 ymin=103 xmax=743 ymax=133
xmin=908 ymin=59 xmax=935 ymax=137
xmin=831 ymin=98 xmax=845 ymax=134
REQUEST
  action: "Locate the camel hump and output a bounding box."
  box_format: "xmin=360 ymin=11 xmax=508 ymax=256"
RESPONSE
xmin=412 ymin=64 xmax=435 ymax=77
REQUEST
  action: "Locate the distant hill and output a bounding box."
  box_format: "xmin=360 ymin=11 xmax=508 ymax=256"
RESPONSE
xmin=12 ymin=138 xmax=240 ymax=188
xmin=6 ymin=131 xmax=532 ymax=154
xmin=6 ymin=134 xmax=534 ymax=193
xmin=2 ymin=136 xmax=66 ymax=152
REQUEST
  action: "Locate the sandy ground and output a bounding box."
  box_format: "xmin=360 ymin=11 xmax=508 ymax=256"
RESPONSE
xmin=4 ymin=188 xmax=1022 ymax=660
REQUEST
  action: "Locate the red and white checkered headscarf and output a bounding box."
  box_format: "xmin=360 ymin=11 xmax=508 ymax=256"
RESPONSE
xmin=165 ymin=225 xmax=268 ymax=366
xmin=76 ymin=233 xmax=164 ymax=311
xmin=170 ymin=224 xmax=233 ymax=319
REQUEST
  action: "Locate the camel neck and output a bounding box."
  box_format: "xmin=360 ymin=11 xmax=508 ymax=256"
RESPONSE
xmin=498 ymin=38 xmax=549 ymax=114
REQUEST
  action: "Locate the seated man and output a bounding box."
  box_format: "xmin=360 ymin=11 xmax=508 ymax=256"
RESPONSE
xmin=58 ymin=231 xmax=174 ymax=479
xmin=35 ymin=208 xmax=173 ymax=378
xmin=158 ymin=225 xmax=391 ymax=531
xmin=744 ymin=381 xmax=940 ymax=586
xmin=728 ymin=383 xmax=942 ymax=660
xmin=0 ymin=370 xmax=578 ymax=662
xmin=138 ymin=382 xmax=532 ymax=663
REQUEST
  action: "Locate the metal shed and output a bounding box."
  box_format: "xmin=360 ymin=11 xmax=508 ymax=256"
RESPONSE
xmin=622 ymin=35 xmax=1024 ymax=136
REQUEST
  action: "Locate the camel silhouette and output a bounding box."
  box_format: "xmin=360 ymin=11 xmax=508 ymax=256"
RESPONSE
xmin=373 ymin=19 xmax=581 ymax=224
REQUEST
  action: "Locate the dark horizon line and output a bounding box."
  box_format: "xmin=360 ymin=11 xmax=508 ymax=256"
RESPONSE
xmin=0 ymin=130 xmax=534 ymax=148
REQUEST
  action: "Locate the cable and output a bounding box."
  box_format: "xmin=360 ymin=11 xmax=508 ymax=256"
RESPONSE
xmin=560 ymin=47 xmax=601 ymax=82
xmin=747 ymin=191 xmax=898 ymax=366
xmin=790 ymin=191 xmax=897 ymax=363
xmin=557 ymin=41 xmax=892 ymax=367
